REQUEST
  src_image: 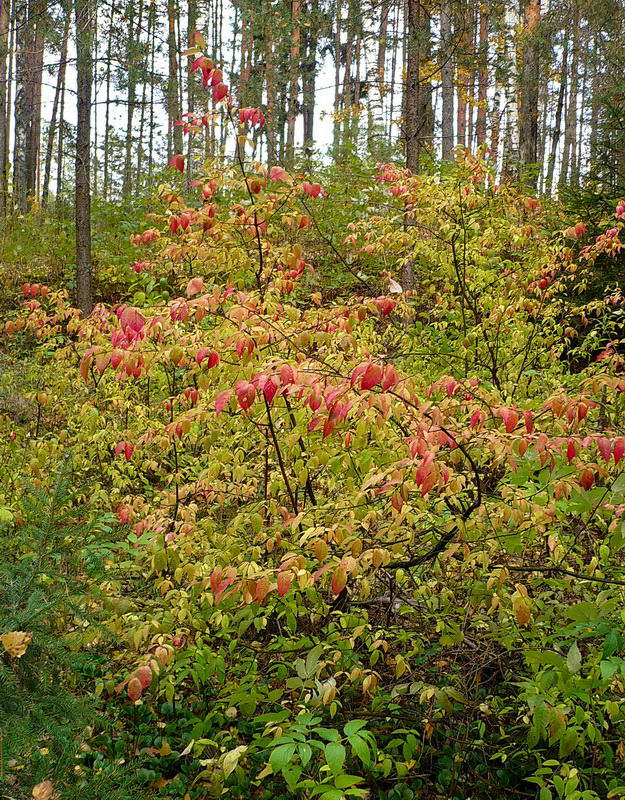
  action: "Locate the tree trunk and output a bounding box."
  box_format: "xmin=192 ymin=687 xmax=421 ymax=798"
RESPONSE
xmin=75 ymin=0 xmax=94 ymax=315
xmin=366 ymin=0 xmax=387 ymax=155
xmin=264 ymin=15 xmax=277 ymax=162
xmin=440 ymin=0 xmax=454 ymax=161
xmin=0 ymin=0 xmax=10 ymax=216
xmin=122 ymin=0 xmax=139 ymax=197
xmin=545 ymin=38 xmax=569 ymax=194
xmin=25 ymin=0 xmax=44 ymax=209
xmin=56 ymin=37 xmax=67 ymax=204
xmin=286 ymin=0 xmax=301 ymax=163
xmin=388 ymin=2 xmax=399 ymax=145
xmin=340 ymin=0 xmax=354 ymax=153
xmin=501 ymin=3 xmax=519 ymax=180
xmin=475 ymin=3 xmax=488 ymax=148
xmin=239 ymin=9 xmax=252 ymax=105
xmin=573 ymin=39 xmax=588 ymax=187
xmin=560 ymin=14 xmax=580 ymax=191
xmin=102 ymin=0 xmax=114 ymax=199
xmin=137 ymin=0 xmax=152 ymax=185
xmin=466 ymin=4 xmax=476 ymax=151
xmin=302 ymin=12 xmax=318 ymax=158
xmin=167 ymin=0 xmax=182 ymax=159
xmin=404 ymin=0 xmax=421 ymax=172
xmin=518 ymin=0 xmax=541 ymax=186
xmin=332 ymin=0 xmax=342 ymax=154
xmin=455 ymin=1 xmax=469 ymax=150
xmin=588 ymin=35 xmax=600 ymax=171
xmin=148 ymin=0 xmax=157 ymax=180
xmin=42 ymin=0 xmax=70 ymax=208
xmin=13 ymin=0 xmax=31 ymax=212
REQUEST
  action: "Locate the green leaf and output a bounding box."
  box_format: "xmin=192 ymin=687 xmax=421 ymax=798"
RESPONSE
xmin=567 ymin=641 xmax=582 ymax=674
xmin=334 ymin=775 xmax=364 ymax=788
xmin=269 ymin=743 xmax=296 ymax=772
xmin=566 ymin=602 xmax=600 ymax=622
xmin=314 ymin=727 xmax=341 ymax=742
xmin=298 ymin=742 xmax=312 ymax=767
xmin=559 ymin=728 xmax=578 ymax=758
xmin=602 ymin=629 xmax=622 ymax=659
xmin=600 ymin=660 xmax=619 ymax=680
xmin=283 ymin=765 xmax=302 ymax=791
xmin=317 ymin=791 xmax=344 ymax=800
xmin=305 ymin=644 xmax=324 ymax=676
xmin=325 ymin=741 xmax=346 ymax=775
xmin=343 ymin=720 xmax=367 ymax=737
xmin=350 ymin=735 xmax=371 ymax=766
xmin=525 ymin=650 xmax=565 ymax=668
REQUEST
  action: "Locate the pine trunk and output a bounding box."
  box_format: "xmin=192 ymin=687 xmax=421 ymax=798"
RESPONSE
xmin=42 ymin=0 xmax=70 ymax=208
xmin=475 ymin=3 xmax=488 ymax=148
xmin=167 ymin=0 xmax=183 ymax=159
xmin=544 ymin=39 xmax=567 ymax=194
xmin=75 ymin=0 xmax=94 ymax=315
xmin=518 ymin=0 xmax=541 ymax=186
xmin=404 ymin=0 xmax=421 ymax=172
xmin=0 ymin=0 xmax=10 ymax=215
xmin=286 ymin=0 xmax=301 ymax=163
xmin=440 ymin=0 xmax=454 ymax=161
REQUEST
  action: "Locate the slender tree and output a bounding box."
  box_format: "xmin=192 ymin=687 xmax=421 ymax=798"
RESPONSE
xmin=475 ymin=3 xmax=488 ymax=148
xmin=545 ymin=35 xmax=568 ymax=195
xmin=518 ymin=0 xmax=541 ymax=186
xmin=42 ymin=0 xmax=70 ymax=208
xmin=75 ymin=0 xmax=95 ymax=315
xmin=286 ymin=0 xmax=302 ymax=163
xmin=0 ymin=0 xmax=10 ymax=215
xmin=440 ymin=0 xmax=454 ymax=161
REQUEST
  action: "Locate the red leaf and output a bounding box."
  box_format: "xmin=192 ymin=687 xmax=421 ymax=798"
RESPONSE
xmin=331 ymin=566 xmax=347 ymax=597
xmin=579 ymin=468 xmax=595 ymax=491
xmin=215 ymin=390 xmax=232 ymax=415
xmin=523 ymin=410 xmax=534 ymax=434
xmin=597 ymin=437 xmax=612 ymax=463
xmin=127 ymin=677 xmax=142 ymax=701
xmin=262 ymin=375 xmax=279 ymax=403
xmin=168 ymin=154 xmax=186 ymax=173
xmin=136 ymin=666 xmax=153 ymax=689
xmin=118 ymin=306 xmax=145 ymax=333
xmin=361 ymin=363 xmax=383 ymax=391
xmin=276 ymin=571 xmax=292 ymax=597
xmin=186 ymin=277 xmax=205 ymax=296
xmin=210 ymin=568 xmax=223 ymax=592
xmin=567 ymin=438 xmax=576 ymax=464
xmin=196 ymin=347 xmax=209 ymax=365
xmin=235 ymin=380 xmax=256 ymax=410
xmin=269 ymin=166 xmax=288 ymax=182
xmin=381 ymin=364 xmax=398 ymax=391
xmin=500 ymin=408 xmax=519 ymax=433
xmin=212 ymin=82 xmax=228 ymax=102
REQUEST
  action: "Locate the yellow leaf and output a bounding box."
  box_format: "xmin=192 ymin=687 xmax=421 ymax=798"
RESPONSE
xmin=158 ymin=741 xmax=172 ymax=756
xmin=512 ymin=584 xmax=532 ymax=626
xmin=1 ymin=631 xmax=32 ymax=658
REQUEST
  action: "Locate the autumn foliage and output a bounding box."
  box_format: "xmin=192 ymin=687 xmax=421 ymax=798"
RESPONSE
xmin=2 ymin=38 xmax=625 ymax=800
